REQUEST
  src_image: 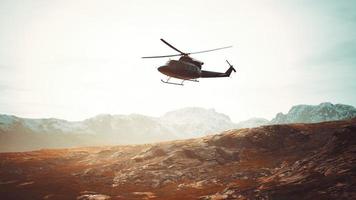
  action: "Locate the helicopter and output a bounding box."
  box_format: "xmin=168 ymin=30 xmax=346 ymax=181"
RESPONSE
xmin=142 ymin=39 xmax=236 ymax=85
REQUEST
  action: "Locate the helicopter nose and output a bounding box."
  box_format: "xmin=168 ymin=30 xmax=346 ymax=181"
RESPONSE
xmin=158 ymin=66 xmax=167 ymax=73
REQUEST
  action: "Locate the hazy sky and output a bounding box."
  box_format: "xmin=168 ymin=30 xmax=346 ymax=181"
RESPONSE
xmin=0 ymin=0 xmax=355 ymax=122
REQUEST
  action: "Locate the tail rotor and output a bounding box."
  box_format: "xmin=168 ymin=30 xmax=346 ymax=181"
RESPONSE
xmin=226 ymin=60 xmax=236 ymax=72
xmin=224 ymin=60 xmax=236 ymax=77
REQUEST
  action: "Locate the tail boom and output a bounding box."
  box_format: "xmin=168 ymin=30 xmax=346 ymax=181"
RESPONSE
xmin=200 ymin=65 xmax=236 ymax=78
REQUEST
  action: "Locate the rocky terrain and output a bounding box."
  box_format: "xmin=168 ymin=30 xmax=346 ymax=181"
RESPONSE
xmin=0 ymin=118 xmax=355 ymax=200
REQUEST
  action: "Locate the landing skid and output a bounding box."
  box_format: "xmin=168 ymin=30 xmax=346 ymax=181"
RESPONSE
xmin=161 ymin=79 xmax=184 ymax=86
xmin=161 ymin=77 xmax=199 ymax=86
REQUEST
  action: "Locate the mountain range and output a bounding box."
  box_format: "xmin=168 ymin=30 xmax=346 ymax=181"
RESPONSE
xmin=1 ymin=118 xmax=355 ymax=199
xmin=1 ymin=102 xmax=356 ymax=152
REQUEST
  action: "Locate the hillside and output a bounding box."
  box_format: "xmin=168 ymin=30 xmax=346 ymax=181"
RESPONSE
xmin=0 ymin=119 xmax=355 ymax=200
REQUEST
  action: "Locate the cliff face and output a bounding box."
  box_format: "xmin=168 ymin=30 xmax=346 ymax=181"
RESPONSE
xmin=0 ymin=118 xmax=355 ymax=200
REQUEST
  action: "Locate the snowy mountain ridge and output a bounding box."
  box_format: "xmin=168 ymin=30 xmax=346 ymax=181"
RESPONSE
xmin=1 ymin=103 xmax=356 ymax=151
xmin=1 ymin=103 xmax=356 ymax=137
xmin=271 ymin=102 xmax=356 ymax=124
xmin=0 ymin=107 xmax=234 ymax=139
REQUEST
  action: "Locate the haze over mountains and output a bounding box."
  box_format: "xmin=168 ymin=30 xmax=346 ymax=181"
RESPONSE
xmin=1 ymin=102 xmax=356 ymax=152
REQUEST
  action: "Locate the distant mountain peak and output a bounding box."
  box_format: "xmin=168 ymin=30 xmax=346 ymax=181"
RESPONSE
xmin=319 ymin=102 xmax=333 ymax=106
xmin=271 ymin=102 xmax=356 ymax=124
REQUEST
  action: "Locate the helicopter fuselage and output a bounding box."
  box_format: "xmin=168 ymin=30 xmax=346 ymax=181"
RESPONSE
xmin=158 ymin=59 xmax=201 ymax=80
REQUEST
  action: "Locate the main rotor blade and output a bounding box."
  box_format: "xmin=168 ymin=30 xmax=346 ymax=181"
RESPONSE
xmin=141 ymin=53 xmax=182 ymax=59
xmin=160 ymin=38 xmax=186 ymax=54
xmin=188 ymin=46 xmax=232 ymax=55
